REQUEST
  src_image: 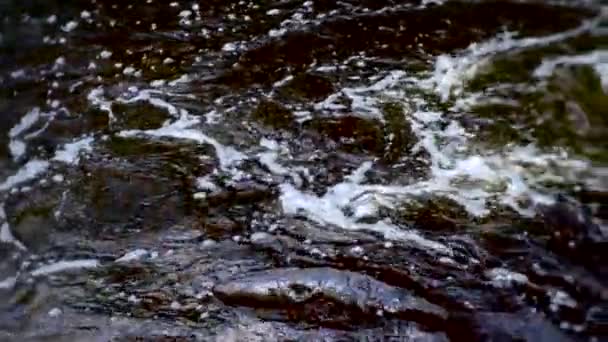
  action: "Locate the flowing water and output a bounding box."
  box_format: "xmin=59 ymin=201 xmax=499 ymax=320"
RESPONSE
xmin=0 ymin=0 xmax=607 ymax=341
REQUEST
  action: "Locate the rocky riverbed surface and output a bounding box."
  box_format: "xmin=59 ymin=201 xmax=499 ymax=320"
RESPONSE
xmin=0 ymin=0 xmax=607 ymax=341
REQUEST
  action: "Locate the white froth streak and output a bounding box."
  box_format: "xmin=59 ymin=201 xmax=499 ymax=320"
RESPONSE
xmin=257 ymin=138 xmax=291 ymax=176
xmin=87 ymin=87 xmax=116 ymax=123
xmin=118 ymin=89 xmax=181 ymax=118
xmin=279 ymin=163 xmax=452 ymax=254
xmin=0 ymin=159 xmax=50 ymax=191
xmin=115 ymin=249 xmax=149 ymax=263
xmin=0 ymin=276 xmax=17 ymax=290
xmin=9 ymin=107 xmax=41 ymax=138
xmin=0 ymin=136 xmax=95 ymax=250
xmin=0 ymin=136 xmax=94 ymax=191
xmin=426 ymin=17 xmax=600 ymax=101
xmin=0 ymin=160 xmax=43 ymax=250
xmin=314 ymin=70 xmax=406 ymax=121
xmin=119 ymin=112 xmax=245 ymax=171
xmin=53 ymin=136 xmax=94 ymax=164
xmin=30 ymin=259 xmax=99 ymax=276
xmin=534 ymin=50 xmax=608 ymax=91
xmin=8 ymin=107 xmax=57 ymax=160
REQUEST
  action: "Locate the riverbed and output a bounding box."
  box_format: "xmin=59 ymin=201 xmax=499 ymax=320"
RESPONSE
xmin=0 ymin=1 xmax=606 ymax=341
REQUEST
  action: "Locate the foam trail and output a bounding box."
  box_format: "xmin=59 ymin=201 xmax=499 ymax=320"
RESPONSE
xmin=87 ymin=87 xmax=115 ymax=123
xmin=31 ymin=259 xmax=99 ymax=276
xmin=0 ymin=222 xmax=26 ymax=250
xmin=0 ymin=160 xmax=50 ymax=191
xmin=119 ymin=112 xmax=245 ymax=170
xmin=279 ymin=163 xmax=452 ymax=254
xmin=118 ymin=89 xmax=182 ymax=118
xmin=8 ymin=107 xmax=41 ymax=160
xmin=53 ymin=136 xmax=94 ymax=164
xmin=426 ymin=17 xmax=600 ymax=100
xmin=9 ymin=107 xmax=41 ymax=138
xmin=0 ymin=276 xmax=16 ymax=290
xmin=315 ymin=71 xmax=406 ymax=120
xmin=534 ymin=50 xmax=608 ymax=90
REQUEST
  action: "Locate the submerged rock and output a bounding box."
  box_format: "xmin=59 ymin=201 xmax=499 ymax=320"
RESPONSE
xmin=213 ymin=267 xmax=447 ymax=329
xmin=110 ymin=101 xmax=171 ymax=131
xmin=279 ymin=72 xmax=335 ymax=101
xmin=468 ymin=311 xmax=577 ymax=342
xmin=303 ymin=115 xmax=385 ymax=155
xmin=252 ymin=100 xmax=295 ymax=129
xmin=538 ymin=197 xmax=607 ymax=276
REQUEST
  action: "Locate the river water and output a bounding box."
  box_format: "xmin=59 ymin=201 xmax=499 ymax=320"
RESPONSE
xmin=0 ymin=0 xmax=606 ymax=341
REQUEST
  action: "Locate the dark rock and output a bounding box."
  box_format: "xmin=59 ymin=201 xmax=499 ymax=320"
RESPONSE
xmin=586 ymin=303 xmax=608 ymax=336
xmin=538 ymin=197 xmax=607 ymax=276
xmin=110 ymin=101 xmax=170 ymax=131
xmin=303 ymin=115 xmax=385 ymax=155
xmin=381 ymin=102 xmax=417 ymax=163
xmin=202 ymin=215 xmax=242 ymax=239
xmin=4 ymin=187 xmax=63 ymax=251
xmin=468 ymin=311 xmax=577 ymax=342
xmin=397 ymin=196 xmax=470 ymax=233
xmin=280 ymin=73 xmax=335 ymax=101
xmin=251 ymin=100 xmax=295 ymax=129
xmin=213 ymin=267 xmax=447 ymax=329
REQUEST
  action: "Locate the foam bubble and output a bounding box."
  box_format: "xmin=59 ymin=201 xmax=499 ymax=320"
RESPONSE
xmin=115 ymin=249 xmax=149 ymax=263
xmin=0 ymin=276 xmax=16 ymax=290
xmin=10 ymin=107 xmax=41 ymax=138
xmin=31 ymin=259 xmax=99 ymax=276
xmin=0 ymin=159 xmax=50 ymax=191
xmin=53 ymin=136 xmax=94 ymax=164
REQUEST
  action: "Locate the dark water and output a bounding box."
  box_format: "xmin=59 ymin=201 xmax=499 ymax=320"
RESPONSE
xmin=0 ymin=1 xmax=607 ymax=341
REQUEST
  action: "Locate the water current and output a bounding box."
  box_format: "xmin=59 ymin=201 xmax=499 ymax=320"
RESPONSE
xmin=0 ymin=0 xmax=607 ymax=341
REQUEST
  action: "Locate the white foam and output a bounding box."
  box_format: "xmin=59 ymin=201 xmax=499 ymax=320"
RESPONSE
xmin=118 ymin=89 xmax=179 ymax=118
xmin=426 ymin=18 xmax=598 ymax=101
xmin=119 ymin=113 xmax=245 ymax=170
xmin=265 ymin=4 xmax=313 ymax=38
xmin=314 ymin=70 xmax=406 ymax=120
xmin=0 ymin=276 xmax=16 ymax=290
xmin=258 ymin=152 xmax=290 ymax=175
xmin=115 ymin=249 xmax=149 ymax=263
xmin=258 ymin=138 xmax=290 ymax=175
xmin=486 ymin=267 xmax=529 ymax=288
xmin=196 ymin=176 xmax=218 ymax=191
xmin=10 ymin=107 xmax=40 ymax=138
xmin=48 ymin=308 xmax=63 ymax=317
xmin=548 ymin=289 xmax=578 ymax=311
xmin=278 ymin=164 xmax=451 ymax=254
xmin=282 ymin=18 xmax=605 ymax=223
xmin=10 ymin=69 xmax=25 ymax=79
xmin=99 ymin=50 xmax=112 ymax=59
xmin=53 ymin=136 xmax=94 ymax=164
xmin=30 ymin=259 xmax=99 ymax=277
xmin=0 ymin=222 xmax=26 ymax=250
xmin=9 ymin=140 xmax=26 ymax=160
xmin=87 ymin=87 xmax=115 ymax=123
xmin=0 ymin=159 xmax=50 ymax=191
xmin=534 ymin=50 xmax=608 ymax=90
xmin=222 ymin=42 xmax=238 ymax=52
xmin=61 ymin=21 xmax=78 ymax=32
